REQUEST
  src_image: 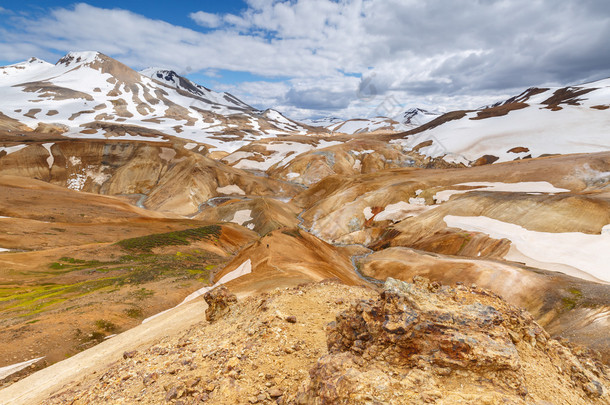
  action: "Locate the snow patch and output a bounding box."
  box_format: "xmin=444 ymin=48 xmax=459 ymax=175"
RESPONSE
xmin=42 ymin=143 xmax=54 ymax=168
xmin=231 ymin=210 xmax=253 ymax=226
xmin=433 ymin=181 xmax=569 ymax=203
xmin=286 ymin=172 xmax=300 ymax=180
xmin=0 ymin=145 xmax=27 ymax=155
xmin=375 ymin=201 xmax=435 ymax=222
xmin=444 ymin=215 xmax=610 ymax=283
xmin=67 ymin=173 xmax=86 ymax=191
xmin=216 ymin=185 xmax=245 ymax=195
xmin=0 ymin=357 xmax=44 ymax=380
xmin=68 ymin=156 xmax=81 ymax=165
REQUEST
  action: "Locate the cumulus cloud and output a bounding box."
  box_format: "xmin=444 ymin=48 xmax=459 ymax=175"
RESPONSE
xmin=189 ymin=11 xmax=222 ymax=28
xmin=1 ymin=1 xmax=609 ymax=119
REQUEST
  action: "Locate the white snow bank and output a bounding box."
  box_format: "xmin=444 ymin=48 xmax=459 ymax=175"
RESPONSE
xmin=42 ymin=143 xmax=54 ymax=169
xmin=231 ymin=209 xmax=253 ymax=226
xmin=395 ymin=91 xmax=610 ymax=165
xmin=434 ymin=181 xmax=569 ymax=203
xmin=0 ymin=357 xmax=44 ymax=380
xmin=375 ymin=201 xmax=435 ymax=222
xmin=143 ymin=259 xmax=252 ymax=324
xmin=0 ymin=145 xmax=27 ymax=155
xmin=444 ymin=215 xmax=610 ymax=283
xmin=216 ymin=185 xmax=245 ymax=195
xmin=286 ymin=172 xmax=300 ymax=180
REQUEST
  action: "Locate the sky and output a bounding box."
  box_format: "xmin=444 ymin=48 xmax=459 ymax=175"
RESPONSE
xmin=1 ymin=0 xmax=610 ymax=120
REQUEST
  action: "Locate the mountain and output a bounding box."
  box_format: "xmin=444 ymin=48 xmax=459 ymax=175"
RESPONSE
xmin=304 ymin=108 xmax=441 ymax=136
xmin=326 ymin=116 xmax=411 ymax=134
xmin=0 ymin=52 xmax=609 ymax=401
xmin=300 ymin=116 xmax=344 ymax=127
xmin=139 ymin=68 xmax=253 ymax=111
xmin=401 ymin=107 xmax=442 ymax=126
xmin=0 ymin=52 xmax=321 ymax=153
xmin=390 ymin=79 xmax=610 ymax=165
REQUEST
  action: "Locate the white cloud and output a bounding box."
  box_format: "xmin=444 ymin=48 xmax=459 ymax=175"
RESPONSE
xmin=1 ymin=1 xmax=609 ymax=120
xmin=189 ymin=11 xmax=222 ymax=28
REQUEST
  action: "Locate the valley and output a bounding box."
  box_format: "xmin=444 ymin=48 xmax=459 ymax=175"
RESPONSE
xmin=0 ymin=52 xmax=608 ymax=404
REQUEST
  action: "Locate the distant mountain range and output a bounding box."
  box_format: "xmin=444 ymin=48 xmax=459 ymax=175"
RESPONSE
xmin=0 ymin=51 xmax=316 ymax=153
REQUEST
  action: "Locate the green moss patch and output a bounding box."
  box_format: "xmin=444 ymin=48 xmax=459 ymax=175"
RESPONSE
xmin=116 ymin=225 xmax=222 ymax=252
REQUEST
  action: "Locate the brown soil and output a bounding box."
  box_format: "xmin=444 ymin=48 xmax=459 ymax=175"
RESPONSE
xmin=32 ymin=279 xmax=610 ymax=405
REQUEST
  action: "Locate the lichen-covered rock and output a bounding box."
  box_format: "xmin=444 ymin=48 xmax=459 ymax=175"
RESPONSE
xmin=327 ymin=276 xmax=522 ymax=372
xmin=296 ymin=277 xmax=609 ymax=404
xmin=204 ymin=285 xmax=237 ymax=322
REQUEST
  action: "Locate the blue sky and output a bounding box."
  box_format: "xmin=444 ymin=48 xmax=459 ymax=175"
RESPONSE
xmin=1 ymin=1 xmax=610 ymax=120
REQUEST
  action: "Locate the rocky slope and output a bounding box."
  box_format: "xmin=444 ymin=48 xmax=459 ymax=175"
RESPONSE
xmin=39 ymin=278 xmax=609 ymax=404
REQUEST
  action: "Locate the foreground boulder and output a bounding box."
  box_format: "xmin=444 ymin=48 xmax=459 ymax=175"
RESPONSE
xmin=203 ymin=285 xmax=237 ymax=322
xmin=295 ymin=277 xmax=609 ymax=404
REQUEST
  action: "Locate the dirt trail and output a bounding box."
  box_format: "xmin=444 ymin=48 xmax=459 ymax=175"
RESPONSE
xmin=0 ymin=296 xmax=210 ymax=405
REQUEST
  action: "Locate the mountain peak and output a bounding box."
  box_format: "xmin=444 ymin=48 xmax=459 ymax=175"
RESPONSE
xmin=56 ymin=51 xmax=105 ymax=67
xmin=140 ymin=67 xmax=253 ymax=111
xmin=402 ymin=107 xmax=441 ymax=125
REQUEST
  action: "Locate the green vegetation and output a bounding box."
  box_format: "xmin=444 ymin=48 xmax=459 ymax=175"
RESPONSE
xmin=124 ymin=307 xmax=143 ymax=318
xmin=130 ymin=288 xmax=155 ymax=300
xmin=457 ymin=232 xmax=473 ymax=254
xmin=0 ymin=247 xmax=225 ymax=318
xmin=94 ymin=319 xmax=118 ymax=332
xmin=562 ymin=287 xmax=583 ymax=310
xmin=47 ymin=257 xmax=106 ymax=273
xmin=116 ymin=225 xmax=222 ymax=252
xmin=281 ymin=228 xmax=301 ymax=238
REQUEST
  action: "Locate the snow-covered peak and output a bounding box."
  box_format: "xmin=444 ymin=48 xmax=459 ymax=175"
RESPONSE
xmin=56 ymin=51 xmax=104 ymax=67
xmin=0 ymin=57 xmax=53 ymax=70
xmin=25 ymin=57 xmax=49 ymax=65
xmin=0 ymin=52 xmax=318 ymax=153
xmin=140 ymin=67 xmax=253 ymax=111
xmin=576 ymin=77 xmax=610 ymax=89
xmin=0 ymin=57 xmax=54 ymax=85
xmin=402 ymin=108 xmax=441 ymax=126
xmin=300 ymin=117 xmax=344 ymax=127
xmin=262 ymin=109 xmax=288 ymax=122
xmin=141 ymin=67 xmax=205 ymax=89
xmin=392 ymin=80 xmax=610 ymax=166
xmin=327 ymin=116 xmax=412 ymax=134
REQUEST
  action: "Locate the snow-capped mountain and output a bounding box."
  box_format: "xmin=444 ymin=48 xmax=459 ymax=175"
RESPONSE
xmin=317 ymin=117 xmax=410 ymax=134
xmin=401 ymin=108 xmax=441 ymax=126
xmin=392 ymin=79 xmax=610 ymax=165
xmin=306 ymin=108 xmax=441 ymax=135
xmin=140 ymin=67 xmax=253 ymax=111
xmin=0 ymin=52 xmax=315 ymax=152
xmin=300 ymin=117 xmax=345 ymax=127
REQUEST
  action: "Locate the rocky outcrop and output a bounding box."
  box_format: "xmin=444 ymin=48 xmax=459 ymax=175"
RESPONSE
xmin=295 ymin=277 xmax=609 ymax=404
xmin=204 ymin=285 xmax=237 ymax=322
xmin=35 ymin=280 xmax=610 ymax=404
